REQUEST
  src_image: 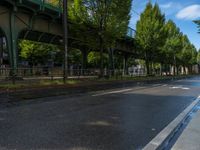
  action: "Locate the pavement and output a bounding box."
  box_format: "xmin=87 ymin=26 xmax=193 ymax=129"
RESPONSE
xmin=0 ymin=76 xmax=200 ymax=150
xmin=172 ymin=105 xmax=200 ymax=150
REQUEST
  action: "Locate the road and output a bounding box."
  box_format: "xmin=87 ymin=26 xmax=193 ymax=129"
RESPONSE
xmin=0 ymin=77 xmax=200 ymax=150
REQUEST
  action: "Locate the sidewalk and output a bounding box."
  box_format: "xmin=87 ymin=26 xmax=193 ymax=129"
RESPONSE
xmin=172 ymin=109 xmax=200 ymax=150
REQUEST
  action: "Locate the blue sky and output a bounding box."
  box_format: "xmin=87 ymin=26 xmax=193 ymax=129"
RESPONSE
xmin=130 ymin=0 xmax=200 ymax=50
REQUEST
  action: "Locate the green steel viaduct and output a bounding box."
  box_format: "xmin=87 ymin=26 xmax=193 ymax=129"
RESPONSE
xmin=0 ymin=0 xmax=137 ymax=76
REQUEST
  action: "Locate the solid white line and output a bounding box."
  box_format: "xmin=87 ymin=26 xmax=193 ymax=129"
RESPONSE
xmin=143 ymin=95 xmax=200 ymax=150
xmin=92 ymin=83 xmax=168 ymax=97
xmin=92 ymin=88 xmax=133 ymax=97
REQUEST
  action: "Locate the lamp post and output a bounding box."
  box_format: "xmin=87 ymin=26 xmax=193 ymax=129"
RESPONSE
xmin=63 ymin=0 xmax=68 ymax=83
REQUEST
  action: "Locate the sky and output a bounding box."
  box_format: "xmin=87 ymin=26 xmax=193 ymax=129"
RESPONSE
xmin=130 ymin=0 xmax=200 ymax=50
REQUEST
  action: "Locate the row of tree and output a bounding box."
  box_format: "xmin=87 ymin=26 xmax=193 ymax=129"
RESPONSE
xmin=135 ymin=2 xmax=198 ymax=75
xmin=194 ymin=20 xmax=200 ymax=69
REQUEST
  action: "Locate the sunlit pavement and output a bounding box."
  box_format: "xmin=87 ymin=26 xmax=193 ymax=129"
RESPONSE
xmin=0 ymin=77 xmax=200 ymax=150
xmin=172 ymin=105 xmax=200 ymax=150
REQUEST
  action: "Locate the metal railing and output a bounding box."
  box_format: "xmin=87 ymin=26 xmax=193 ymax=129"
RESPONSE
xmin=0 ymin=67 xmax=145 ymax=81
xmin=43 ymin=0 xmax=63 ymax=11
xmin=27 ymin=0 xmax=63 ymax=12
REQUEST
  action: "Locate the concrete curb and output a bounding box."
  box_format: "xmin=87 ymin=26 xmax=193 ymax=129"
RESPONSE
xmin=143 ymin=96 xmax=200 ymax=150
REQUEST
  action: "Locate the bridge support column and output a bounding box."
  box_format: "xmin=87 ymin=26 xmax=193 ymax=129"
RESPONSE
xmin=0 ymin=37 xmax=3 ymax=66
xmin=7 ymin=10 xmax=19 ymax=79
xmin=81 ymin=49 xmax=88 ymax=75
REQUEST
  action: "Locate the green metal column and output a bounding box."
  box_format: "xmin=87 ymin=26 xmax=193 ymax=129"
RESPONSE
xmin=9 ymin=9 xmax=18 ymax=78
xmin=0 ymin=37 xmax=3 ymax=66
xmin=81 ymin=49 xmax=88 ymax=75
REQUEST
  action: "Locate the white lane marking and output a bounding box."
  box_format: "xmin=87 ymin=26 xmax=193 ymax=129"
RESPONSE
xmin=92 ymin=83 xmax=168 ymax=97
xmin=169 ymin=86 xmax=190 ymax=90
xmin=92 ymin=88 xmax=133 ymax=97
xmin=182 ymin=87 xmax=190 ymax=90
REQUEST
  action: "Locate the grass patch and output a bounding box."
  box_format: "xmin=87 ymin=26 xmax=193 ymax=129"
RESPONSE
xmin=0 ymin=83 xmax=27 ymax=89
xmin=0 ymin=74 xmax=191 ymax=90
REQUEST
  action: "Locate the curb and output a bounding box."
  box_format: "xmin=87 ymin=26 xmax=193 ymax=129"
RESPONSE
xmin=143 ymin=96 xmax=200 ymax=150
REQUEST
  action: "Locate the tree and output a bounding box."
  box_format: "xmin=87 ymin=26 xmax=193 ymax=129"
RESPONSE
xmin=197 ymin=50 xmax=200 ymax=73
xmin=19 ymin=40 xmax=59 ymax=67
xmin=194 ymin=20 xmax=200 ymax=33
xmin=135 ymin=2 xmax=166 ymax=75
xmin=162 ymin=20 xmax=182 ymax=75
xmin=68 ymin=49 xmax=82 ymax=65
xmin=180 ymin=35 xmax=197 ymax=73
xmin=87 ymin=51 xmax=108 ymax=68
xmin=197 ymin=50 xmax=200 ymax=64
xmin=69 ymin=0 xmax=132 ymax=76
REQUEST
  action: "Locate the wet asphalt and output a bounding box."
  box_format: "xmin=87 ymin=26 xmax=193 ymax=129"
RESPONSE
xmin=0 ymin=77 xmax=200 ymax=150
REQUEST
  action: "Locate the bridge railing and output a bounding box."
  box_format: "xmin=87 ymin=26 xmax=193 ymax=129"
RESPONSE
xmin=0 ymin=67 xmax=145 ymax=80
xmin=43 ymin=0 xmax=63 ymax=12
xmin=26 ymin=0 xmax=63 ymax=12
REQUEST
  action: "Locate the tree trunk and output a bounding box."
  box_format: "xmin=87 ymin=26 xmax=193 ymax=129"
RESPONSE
xmin=176 ymin=66 xmax=179 ymax=75
xmin=173 ymin=65 xmax=176 ymax=76
xmin=99 ymin=36 xmax=104 ymax=77
xmin=108 ymin=48 xmax=114 ymax=76
xmin=160 ymin=63 xmax=163 ymax=76
xmin=145 ymin=60 xmax=150 ymax=76
xmin=183 ymin=66 xmax=186 ymax=75
xmin=145 ymin=52 xmax=150 ymax=76
xmin=81 ymin=49 xmax=88 ymax=75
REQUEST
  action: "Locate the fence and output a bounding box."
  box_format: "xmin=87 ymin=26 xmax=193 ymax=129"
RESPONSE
xmin=0 ymin=67 xmax=147 ymax=81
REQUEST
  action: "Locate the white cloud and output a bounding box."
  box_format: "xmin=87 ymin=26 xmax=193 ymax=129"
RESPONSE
xmin=160 ymin=2 xmax=182 ymax=16
xmin=176 ymin=5 xmax=200 ymax=20
xmin=160 ymin=2 xmax=173 ymax=9
xmin=160 ymin=2 xmax=182 ymax=9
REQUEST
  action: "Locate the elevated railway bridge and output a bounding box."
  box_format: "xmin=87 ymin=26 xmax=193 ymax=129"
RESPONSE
xmin=0 ymin=0 xmax=138 ymax=76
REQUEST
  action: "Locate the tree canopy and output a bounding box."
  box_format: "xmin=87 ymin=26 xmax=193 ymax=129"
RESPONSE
xmin=135 ymin=2 xmax=166 ymax=74
xmin=134 ymin=2 xmax=198 ymax=75
xmin=69 ymin=0 xmax=132 ymax=75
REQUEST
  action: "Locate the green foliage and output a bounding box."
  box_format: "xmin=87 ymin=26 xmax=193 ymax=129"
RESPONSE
xmin=135 ymin=2 xmax=166 ymax=74
xmin=19 ymin=40 xmax=59 ymax=66
xmin=69 ymin=0 xmax=132 ymax=48
xmin=88 ymin=51 xmax=108 ymax=68
xmin=162 ymin=20 xmax=182 ymax=64
xmin=194 ymin=20 xmax=200 ymax=33
xmin=197 ymin=50 xmax=200 ymax=65
xmin=68 ymin=49 xmax=82 ymax=64
xmin=135 ymin=2 xmax=198 ymax=75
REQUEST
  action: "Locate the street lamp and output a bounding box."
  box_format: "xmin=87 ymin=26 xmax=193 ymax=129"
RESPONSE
xmin=63 ymin=0 xmax=68 ymax=83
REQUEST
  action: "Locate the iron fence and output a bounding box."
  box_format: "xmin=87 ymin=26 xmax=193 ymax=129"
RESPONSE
xmin=0 ymin=67 xmax=146 ymax=80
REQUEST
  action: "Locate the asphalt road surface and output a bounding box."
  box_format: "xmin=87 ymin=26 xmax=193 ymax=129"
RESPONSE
xmin=0 ymin=77 xmax=200 ymax=150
